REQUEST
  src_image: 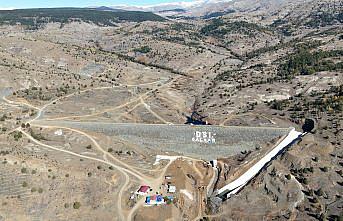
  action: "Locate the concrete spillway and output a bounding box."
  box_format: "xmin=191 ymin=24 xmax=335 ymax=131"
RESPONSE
xmin=216 ymin=128 xmax=303 ymax=199
xmin=35 ymin=120 xmax=291 ymax=161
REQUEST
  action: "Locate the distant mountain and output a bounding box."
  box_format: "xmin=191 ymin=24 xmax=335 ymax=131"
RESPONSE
xmin=0 ymin=8 xmax=166 ymax=29
xmin=158 ymin=8 xmax=187 ymax=13
xmin=111 ymin=1 xmax=201 ymax=12
xmin=102 ymin=0 xmax=317 ymax=18
xmin=92 ymin=6 xmax=125 ymax=12
xmin=109 ymin=0 xmax=234 ymax=16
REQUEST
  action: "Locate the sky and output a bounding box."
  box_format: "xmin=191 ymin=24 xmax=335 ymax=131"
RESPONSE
xmin=0 ymin=0 xmax=197 ymax=9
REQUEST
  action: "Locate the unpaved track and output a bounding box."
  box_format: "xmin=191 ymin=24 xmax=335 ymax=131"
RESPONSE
xmin=32 ymin=124 xmax=152 ymax=182
xmin=22 ymin=123 xmax=177 ymax=221
xmin=42 ymin=77 xmax=178 ymax=122
xmin=2 ymin=74 xmax=291 ymax=220
xmin=139 ymin=96 xmax=172 ymax=124
xmin=19 ymin=128 xmax=131 ymax=220
xmin=2 ymin=95 xmax=40 ymax=110
xmin=4 ymin=76 xmax=184 ymax=220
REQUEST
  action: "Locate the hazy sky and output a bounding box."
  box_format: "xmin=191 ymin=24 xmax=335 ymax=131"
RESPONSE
xmin=0 ymin=0 xmax=196 ymax=9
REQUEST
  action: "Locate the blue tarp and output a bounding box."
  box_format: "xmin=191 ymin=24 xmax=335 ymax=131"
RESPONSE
xmin=156 ymin=195 xmax=163 ymax=202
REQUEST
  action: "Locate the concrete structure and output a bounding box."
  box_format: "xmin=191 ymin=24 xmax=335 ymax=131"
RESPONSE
xmin=37 ymin=120 xmax=291 ymax=161
xmin=168 ymin=185 xmax=176 ymax=193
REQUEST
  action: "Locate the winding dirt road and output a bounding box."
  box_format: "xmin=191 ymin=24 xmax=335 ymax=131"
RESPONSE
xmin=2 ymin=76 xmax=193 ymax=220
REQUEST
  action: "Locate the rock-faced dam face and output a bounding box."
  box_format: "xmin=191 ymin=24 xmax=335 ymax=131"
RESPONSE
xmin=39 ymin=121 xmax=291 ymax=160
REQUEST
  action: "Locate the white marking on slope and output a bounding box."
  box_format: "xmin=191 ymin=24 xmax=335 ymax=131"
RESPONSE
xmin=217 ymin=128 xmax=302 ymax=197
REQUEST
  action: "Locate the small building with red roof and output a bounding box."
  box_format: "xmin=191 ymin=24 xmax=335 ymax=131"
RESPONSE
xmin=136 ymin=185 xmax=150 ymax=196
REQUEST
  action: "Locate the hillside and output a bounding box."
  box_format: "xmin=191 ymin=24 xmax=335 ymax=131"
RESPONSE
xmin=0 ymin=0 xmax=342 ymax=220
xmin=0 ymin=8 xmax=166 ymax=29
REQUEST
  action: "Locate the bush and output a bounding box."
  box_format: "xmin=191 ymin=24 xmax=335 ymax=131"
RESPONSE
xmin=311 ymin=197 xmax=319 ymax=203
xmin=30 ymin=130 xmax=46 ymax=141
xmin=0 ymin=115 xmax=6 ymax=121
xmin=134 ymin=46 xmax=151 ymax=53
xmin=21 ymin=168 xmax=27 ymax=173
xmin=13 ymin=131 xmax=23 ymax=141
xmin=285 ymin=174 xmax=291 ymax=180
xmin=73 ymin=202 xmax=81 ymax=209
xmin=22 ymin=181 xmax=28 ymax=187
xmin=299 ymin=177 xmax=309 ymax=185
xmin=315 ymin=188 xmax=324 ymax=196
xmin=321 ymin=167 xmax=329 ymax=172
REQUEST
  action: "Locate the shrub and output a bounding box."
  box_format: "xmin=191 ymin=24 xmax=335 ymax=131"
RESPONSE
xmin=21 ymin=168 xmax=27 ymax=173
xmin=315 ymin=188 xmax=324 ymax=196
xmin=321 ymin=167 xmax=329 ymax=172
xmin=303 ymin=178 xmax=309 ymax=185
xmin=134 ymin=46 xmax=151 ymax=53
xmin=73 ymin=202 xmax=81 ymax=209
xmin=0 ymin=115 xmax=6 ymax=121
